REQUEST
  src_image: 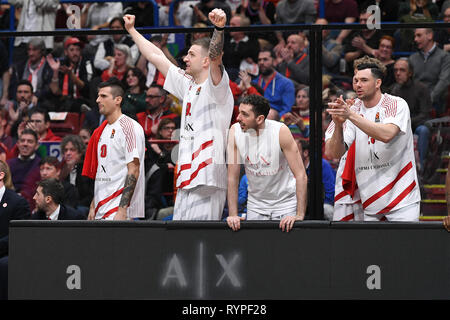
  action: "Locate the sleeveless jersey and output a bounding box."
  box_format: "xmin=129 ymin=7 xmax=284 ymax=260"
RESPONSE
xmin=94 ymin=114 xmax=146 ymax=219
xmin=233 ymin=120 xmax=297 ymax=214
xmin=164 ymin=64 xmax=234 ymax=190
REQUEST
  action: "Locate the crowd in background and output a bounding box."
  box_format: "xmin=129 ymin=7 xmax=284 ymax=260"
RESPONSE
xmin=0 ymin=0 xmax=448 ymax=221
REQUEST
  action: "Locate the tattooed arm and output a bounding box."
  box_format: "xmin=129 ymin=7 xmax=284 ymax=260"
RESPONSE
xmin=208 ymin=8 xmax=227 ymax=86
xmin=115 ymin=158 xmax=140 ymax=220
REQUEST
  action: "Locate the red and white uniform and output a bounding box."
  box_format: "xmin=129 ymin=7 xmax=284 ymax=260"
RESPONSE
xmin=342 ymin=94 xmax=421 ymax=220
xmin=164 ymin=65 xmax=234 ymax=220
xmin=325 ymin=120 xmax=363 ymax=221
xmin=94 ymin=115 xmax=146 ymax=220
xmin=233 ymin=120 xmax=297 ymax=219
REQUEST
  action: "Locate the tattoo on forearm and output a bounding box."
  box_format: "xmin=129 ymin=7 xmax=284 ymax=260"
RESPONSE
xmin=209 ymin=29 xmax=224 ymax=61
xmin=119 ymin=174 xmax=137 ymax=208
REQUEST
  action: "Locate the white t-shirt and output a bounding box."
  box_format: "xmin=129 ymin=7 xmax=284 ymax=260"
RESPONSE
xmin=233 ymin=120 xmax=297 ymax=214
xmin=164 ymin=64 xmax=234 ymax=190
xmin=94 ymin=114 xmax=146 ymax=220
xmin=340 ymin=94 xmax=421 ymax=215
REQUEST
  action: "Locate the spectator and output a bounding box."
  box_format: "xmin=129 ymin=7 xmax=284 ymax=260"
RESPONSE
xmin=8 ymin=0 xmax=59 ymax=65
xmin=396 ymin=0 xmax=439 ymax=51
xmin=136 ymin=84 xmax=180 ymax=139
xmin=316 ymin=18 xmax=344 ymax=77
xmin=274 ymin=0 xmax=316 ymax=49
xmin=101 ymin=44 xmax=133 ymax=82
xmin=9 ymin=38 xmax=53 ymax=104
xmin=0 ymin=159 xmax=30 ymax=300
xmin=0 ymin=108 xmax=14 ymax=152
xmin=296 ymin=138 xmax=336 ymax=220
xmin=373 ymin=35 xmax=396 ymax=90
xmin=39 ymin=156 xmax=79 ymax=209
xmin=26 ymin=108 xmax=61 ymax=142
xmin=121 ymin=67 xmax=148 ymax=118
xmin=31 ymin=178 xmax=85 ymax=220
xmin=45 ymin=37 xmax=94 ymax=113
xmin=235 ymin=0 xmax=277 ymax=47
xmin=4 ymin=80 xmax=35 ymax=141
xmin=59 ymin=135 xmax=93 ymax=214
xmin=78 ymin=126 xmax=92 ymax=146
xmin=253 ymin=48 xmax=295 ymax=119
xmin=80 ymin=2 xmax=124 ymax=57
xmin=137 ymin=34 xmax=179 ymax=87
xmin=435 ymin=6 xmax=450 ymax=52
xmin=343 ymin=9 xmax=382 ymax=76
xmin=6 ymin=128 xmax=41 ymax=210
xmin=276 ymin=33 xmax=310 ymax=86
xmin=282 ymin=86 xmax=310 ymax=138
xmin=93 ymin=17 xmax=139 ymax=73
xmin=223 ymin=14 xmax=260 ymax=82
xmin=324 ymin=0 xmax=359 ymax=45
xmin=144 ymin=118 xmax=177 ymax=219
xmin=389 ymin=58 xmax=432 ymax=172
xmin=192 ymin=0 xmax=232 ymax=27
xmin=409 ymin=28 xmax=450 ymax=116
xmin=158 ymin=0 xmax=194 ymax=27
xmin=123 ymin=1 xmax=155 ymax=27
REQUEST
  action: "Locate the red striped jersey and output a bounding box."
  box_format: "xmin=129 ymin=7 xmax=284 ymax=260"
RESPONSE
xmin=342 ymin=94 xmax=421 ymax=215
xmin=94 ymin=114 xmax=146 ymax=220
xmin=164 ymin=65 xmax=234 ymax=190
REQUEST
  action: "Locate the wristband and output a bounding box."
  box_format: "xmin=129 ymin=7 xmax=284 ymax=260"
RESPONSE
xmin=214 ymin=25 xmax=225 ymax=31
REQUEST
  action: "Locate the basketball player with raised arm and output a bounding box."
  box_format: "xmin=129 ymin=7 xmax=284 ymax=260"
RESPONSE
xmin=83 ymin=78 xmax=146 ymax=220
xmin=124 ymin=9 xmax=234 ymax=220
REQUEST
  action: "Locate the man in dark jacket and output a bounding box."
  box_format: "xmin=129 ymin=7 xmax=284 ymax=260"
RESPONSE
xmin=0 ymin=159 xmax=31 ymax=300
xmin=31 ymin=178 xmax=85 ymax=220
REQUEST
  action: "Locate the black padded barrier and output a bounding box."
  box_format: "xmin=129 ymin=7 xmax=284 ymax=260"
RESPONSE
xmin=8 ymin=220 xmax=450 ymax=300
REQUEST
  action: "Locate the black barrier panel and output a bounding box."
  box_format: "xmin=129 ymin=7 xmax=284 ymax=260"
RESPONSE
xmin=8 ymin=221 xmax=450 ymax=300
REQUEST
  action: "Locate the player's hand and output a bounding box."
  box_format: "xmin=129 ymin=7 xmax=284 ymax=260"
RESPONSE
xmin=87 ymin=209 xmax=95 ymax=220
xmin=279 ymin=215 xmax=303 ymax=232
xmin=443 ymin=215 xmax=450 ymax=232
xmin=327 ymin=95 xmax=351 ymax=125
xmin=123 ymin=14 xmax=136 ymax=31
xmin=114 ymin=207 xmax=128 ymax=220
xmin=208 ymin=8 xmax=226 ymax=28
xmin=227 ymin=215 xmax=245 ymax=231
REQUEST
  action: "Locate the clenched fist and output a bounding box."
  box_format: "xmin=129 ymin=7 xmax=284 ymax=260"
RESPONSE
xmin=208 ymin=8 xmax=226 ymax=28
xmin=123 ymin=14 xmax=136 ymax=31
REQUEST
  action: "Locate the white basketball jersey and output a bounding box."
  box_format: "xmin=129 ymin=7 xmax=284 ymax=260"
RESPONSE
xmin=94 ymin=115 xmax=146 ymax=219
xmin=233 ymin=120 xmax=297 ymax=214
xmin=342 ymin=94 xmax=421 ymax=215
xmin=164 ymin=64 xmax=234 ymax=190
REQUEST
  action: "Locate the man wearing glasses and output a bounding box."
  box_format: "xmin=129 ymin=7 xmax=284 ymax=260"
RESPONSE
xmin=136 ymin=84 xmax=180 ymax=138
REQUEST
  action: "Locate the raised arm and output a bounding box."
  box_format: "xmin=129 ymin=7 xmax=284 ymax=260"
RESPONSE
xmin=208 ymin=8 xmax=227 ymax=86
xmin=123 ymin=15 xmax=173 ymax=78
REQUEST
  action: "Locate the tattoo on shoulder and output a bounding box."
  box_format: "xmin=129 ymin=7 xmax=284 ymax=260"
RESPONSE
xmin=209 ymin=29 xmax=224 ymax=60
xmin=119 ymin=174 xmax=137 ymax=208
